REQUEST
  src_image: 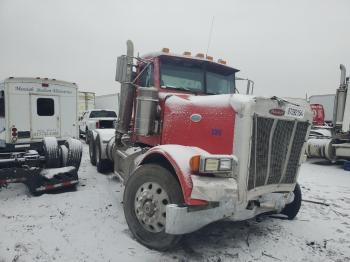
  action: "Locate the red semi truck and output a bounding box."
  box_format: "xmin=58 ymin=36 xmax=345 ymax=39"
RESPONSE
xmin=89 ymin=41 xmax=312 ymax=250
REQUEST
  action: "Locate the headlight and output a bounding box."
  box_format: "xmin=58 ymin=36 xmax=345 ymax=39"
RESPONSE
xmin=190 ymin=155 xmax=237 ymax=177
xmin=219 ymin=158 xmax=233 ymax=171
xmin=204 ymin=158 xmax=220 ymax=172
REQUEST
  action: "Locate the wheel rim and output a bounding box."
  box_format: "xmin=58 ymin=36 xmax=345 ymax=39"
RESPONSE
xmin=134 ymin=182 xmax=169 ymax=233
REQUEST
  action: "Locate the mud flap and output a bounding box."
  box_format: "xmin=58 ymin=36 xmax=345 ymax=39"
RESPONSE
xmin=34 ymin=166 xmax=79 ymax=193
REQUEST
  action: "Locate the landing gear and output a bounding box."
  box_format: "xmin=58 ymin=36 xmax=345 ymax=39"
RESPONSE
xmin=123 ymin=164 xmax=183 ymax=251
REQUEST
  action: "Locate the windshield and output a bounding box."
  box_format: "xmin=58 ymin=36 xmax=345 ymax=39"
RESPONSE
xmin=89 ymin=110 xmax=117 ymax=118
xmin=160 ymin=57 xmax=237 ymax=94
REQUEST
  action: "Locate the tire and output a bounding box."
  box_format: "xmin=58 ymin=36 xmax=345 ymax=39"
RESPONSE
xmin=85 ymin=129 xmax=90 ymax=144
xmin=95 ymin=135 xmax=111 ymax=173
xmin=281 ymin=183 xmax=302 ymax=220
xmin=64 ymin=138 xmax=83 ymax=170
xmin=89 ymin=136 xmax=97 ymax=166
xmin=42 ymin=137 xmax=60 ymax=168
xmin=59 ymin=145 xmax=69 ymax=167
xmin=123 ymin=164 xmax=183 ymax=251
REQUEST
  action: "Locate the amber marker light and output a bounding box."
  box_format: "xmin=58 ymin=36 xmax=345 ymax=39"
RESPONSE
xmin=189 ymin=155 xmax=200 ymax=173
xmin=162 ymin=48 xmax=170 ymax=53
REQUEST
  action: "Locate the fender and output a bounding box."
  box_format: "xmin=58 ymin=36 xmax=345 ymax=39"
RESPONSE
xmin=138 ymin=144 xmax=209 ymax=206
xmin=92 ymin=129 xmax=115 ymax=160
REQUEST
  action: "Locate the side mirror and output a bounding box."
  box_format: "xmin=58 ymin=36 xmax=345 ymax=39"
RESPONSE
xmin=115 ymin=55 xmax=129 ymax=83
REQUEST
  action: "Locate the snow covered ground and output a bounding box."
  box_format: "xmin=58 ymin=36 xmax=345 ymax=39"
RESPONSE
xmin=1 ymin=144 xmax=350 ymax=262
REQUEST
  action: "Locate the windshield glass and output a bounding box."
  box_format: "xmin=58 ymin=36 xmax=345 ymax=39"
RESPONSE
xmin=160 ymin=57 xmax=236 ymax=94
xmin=90 ymin=110 xmax=117 ymax=118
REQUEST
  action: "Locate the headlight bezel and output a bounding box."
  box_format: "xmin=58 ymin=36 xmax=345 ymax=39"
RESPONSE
xmin=199 ymin=156 xmax=235 ymax=174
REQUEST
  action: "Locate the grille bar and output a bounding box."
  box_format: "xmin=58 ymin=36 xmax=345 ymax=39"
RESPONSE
xmin=265 ymin=119 xmax=277 ymax=185
xmin=279 ymin=121 xmax=298 ymax=184
xmin=248 ymin=115 xmax=309 ymax=191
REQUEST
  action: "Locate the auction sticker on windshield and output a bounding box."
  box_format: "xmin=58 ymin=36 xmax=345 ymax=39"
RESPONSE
xmin=285 ymin=105 xmax=304 ymax=119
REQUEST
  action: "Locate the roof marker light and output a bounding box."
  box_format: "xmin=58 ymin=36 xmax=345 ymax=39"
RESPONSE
xmin=195 ymin=53 xmax=205 ymax=58
xmin=162 ymin=48 xmax=170 ymax=53
xmin=206 ymin=55 xmax=213 ymax=61
xmin=217 ymin=59 xmax=227 ymax=65
xmin=183 ymin=51 xmax=191 ymax=56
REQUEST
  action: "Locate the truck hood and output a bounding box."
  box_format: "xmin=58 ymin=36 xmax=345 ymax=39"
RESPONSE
xmin=172 ymin=93 xmax=312 ymax=121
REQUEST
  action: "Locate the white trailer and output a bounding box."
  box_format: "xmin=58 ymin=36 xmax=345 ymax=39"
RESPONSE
xmin=78 ymin=91 xmax=95 ymax=117
xmin=0 ymin=77 xmax=79 ymax=152
xmin=95 ymin=93 xmax=119 ymax=113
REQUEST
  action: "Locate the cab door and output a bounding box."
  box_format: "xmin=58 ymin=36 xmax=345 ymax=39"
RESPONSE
xmin=30 ymin=95 xmax=61 ymax=139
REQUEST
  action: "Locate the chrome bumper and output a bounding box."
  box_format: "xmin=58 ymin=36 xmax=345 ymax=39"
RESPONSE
xmin=165 ymin=191 xmax=294 ymax=235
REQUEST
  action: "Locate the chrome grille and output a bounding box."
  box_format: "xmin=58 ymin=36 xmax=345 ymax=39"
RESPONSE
xmin=248 ymin=115 xmax=309 ymax=190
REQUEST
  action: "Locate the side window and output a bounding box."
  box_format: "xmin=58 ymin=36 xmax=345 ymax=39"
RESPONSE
xmin=0 ymin=91 xmax=4 ymax=117
xmin=139 ymin=65 xmax=154 ymax=87
xmin=37 ymin=98 xmax=54 ymax=116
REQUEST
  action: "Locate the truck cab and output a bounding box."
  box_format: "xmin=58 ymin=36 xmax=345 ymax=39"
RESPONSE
xmin=131 ymin=49 xmax=239 ymax=152
xmin=90 ymin=41 xmax=312 ymax=251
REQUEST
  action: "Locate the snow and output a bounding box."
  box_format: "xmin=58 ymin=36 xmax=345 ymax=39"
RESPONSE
xmin=1 ymin=144 xmax=350 ymax=261
xmin=40 ymin=166 xmax=76 ymax=179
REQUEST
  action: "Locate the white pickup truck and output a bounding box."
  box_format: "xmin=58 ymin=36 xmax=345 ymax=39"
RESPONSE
xmin=79 ymin=109 xmax=117 ymax=143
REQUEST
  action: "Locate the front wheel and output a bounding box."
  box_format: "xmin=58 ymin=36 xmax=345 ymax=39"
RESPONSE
xmin=281 ymin=183 xmax=302 ymax=220
xmin=123 ymin=164 xmax=183 ymax=251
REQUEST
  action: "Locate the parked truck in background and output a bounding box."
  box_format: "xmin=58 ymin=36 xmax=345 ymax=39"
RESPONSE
xmin=307 ymin=64 xmax=350 ymax=161
xmin=78 ymin=91 xmax=95 ymax=117
xmin=0 ymin=77 xmax=79 ymax=153
xmin=79 ymin=109 xmax=117 ymax=143
xmin=95 ymin=93 xmax=120 ymax=113
xmin=309 ymin=94 xmax=335 ymax=125
xmin=89 ymin=41 xmax=312 ymax=250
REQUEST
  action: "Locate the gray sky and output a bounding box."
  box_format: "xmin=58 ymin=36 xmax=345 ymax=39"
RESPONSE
xmin=1 ymin=0 xmax=349 ymax=97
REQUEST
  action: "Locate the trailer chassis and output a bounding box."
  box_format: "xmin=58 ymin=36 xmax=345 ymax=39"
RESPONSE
xmin=0 ymin=137 xmax=82 ymax=196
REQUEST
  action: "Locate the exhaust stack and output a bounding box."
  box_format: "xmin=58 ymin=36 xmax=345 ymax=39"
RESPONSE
xmin=340 ymin=64 xmax=347 ymax=87
xmin=334 ymin=64 xmax=348 ymax=127
xmin=116 ymin=40 xmax=135 ymax=138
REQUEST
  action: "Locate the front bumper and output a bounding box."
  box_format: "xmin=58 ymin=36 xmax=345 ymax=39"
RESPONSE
xmin=165 ymin=177 xmax=294 ymax=235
